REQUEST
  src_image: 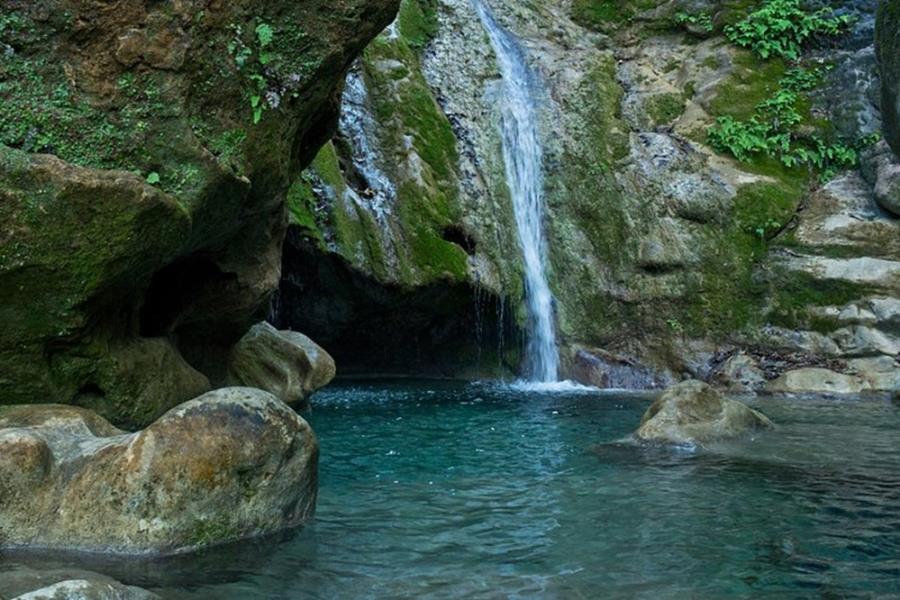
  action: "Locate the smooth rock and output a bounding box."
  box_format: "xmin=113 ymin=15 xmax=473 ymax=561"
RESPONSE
xmin=848 ymin=356 xmax=900 ymax=391
xmin=0 ymin=388 xmax=318 ymax=555
xmin=767 ymin=368 xmax=870 ymax=395
xmin=634 ymin=380 xmax=773 ymax=445
xmin=0 ymin=565 xmax=157 ymax=599
xmin=711 ymin=353 xmax=767 ymax=393
xmin=227 ymin=322 xmax=336 ymax=408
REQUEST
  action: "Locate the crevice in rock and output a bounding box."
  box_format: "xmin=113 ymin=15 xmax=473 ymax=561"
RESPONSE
xmin=441 ymin=225 xmax=477 ymax=255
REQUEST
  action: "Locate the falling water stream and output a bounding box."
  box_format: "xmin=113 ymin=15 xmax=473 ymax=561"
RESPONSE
xmin=474 ymin=0 xmax=559 ymax=383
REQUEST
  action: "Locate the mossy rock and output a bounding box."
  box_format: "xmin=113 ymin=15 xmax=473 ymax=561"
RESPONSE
xmin=0 ymin=0 xmax=398 ymax=427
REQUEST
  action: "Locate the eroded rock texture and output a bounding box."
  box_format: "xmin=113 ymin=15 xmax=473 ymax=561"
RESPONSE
xmin=0 ymin=0 xmax=398 ymax=427
xmin=0 ymin=388 xmax=318 ymax=555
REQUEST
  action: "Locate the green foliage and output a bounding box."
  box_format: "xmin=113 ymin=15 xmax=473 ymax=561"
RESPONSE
xmin=675 ymin=11 xmax=714 ymax=33
xmin=724 ymin=0 xmax=854 ymax=60
xmin=228 ymin=22 xmax=277 ymax=123
xmin=145 ymin=172 xmax=161 ymax=185
xmin=708 ymin=67 xmax=878 ymax=179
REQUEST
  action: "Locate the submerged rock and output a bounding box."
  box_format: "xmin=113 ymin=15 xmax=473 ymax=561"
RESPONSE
xmin=0 ymin=388 xmax=317 ymax=555
xmin=767 ymin=368 xmax=870 ymax=395
xmin=1 ymin=565 xmax=157 ymax=600
xmin=227 ymin=322 xmax=336 ymax=409
xmin=635 ymin=381 xmax=773 ymax=445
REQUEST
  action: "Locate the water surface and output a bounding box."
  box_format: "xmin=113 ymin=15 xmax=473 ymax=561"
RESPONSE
xmin=5 ymin=380 xmax=900 ymax=598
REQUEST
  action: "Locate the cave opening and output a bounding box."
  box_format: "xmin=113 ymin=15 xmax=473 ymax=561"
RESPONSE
xmin=272 ymin=227 xmax=521 ymax=378
xmin=139 ymin=255 xmax=234 ymax=339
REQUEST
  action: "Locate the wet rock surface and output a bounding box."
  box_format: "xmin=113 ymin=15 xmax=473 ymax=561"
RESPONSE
xmin=635 ymin=381 xmax=774 ymax=446
xmin=0 ymin=389 xmax=317 ymax=555
xmin=0 ymin=565 xmax=157 ymax=600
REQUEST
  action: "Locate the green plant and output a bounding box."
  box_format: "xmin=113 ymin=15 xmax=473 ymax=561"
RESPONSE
xmin=675 ymin=11 xmax=713 ymax=33
xmin=145 ymin=171 xmax=160 ymax=185
xmin=708 ymin=67 xmax=878 ymax=179
xmin=725 ymin=0 xmax=854 ymax=60
xmin=228 ymin=22 xmax=276 ymax=123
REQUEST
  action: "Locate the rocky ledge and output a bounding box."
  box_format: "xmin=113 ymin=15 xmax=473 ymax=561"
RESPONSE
xmin=0 ymin=388 xmax=317 ymax=555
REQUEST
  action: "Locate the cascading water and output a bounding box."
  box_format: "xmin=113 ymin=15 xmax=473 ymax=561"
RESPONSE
xmin=473 ymin=0 xmax=559 ymax=383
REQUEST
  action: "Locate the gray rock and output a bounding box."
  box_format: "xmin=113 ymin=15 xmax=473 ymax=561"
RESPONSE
xmin=0 ymin=388 xmax=317 ymax=555
xmin=634 ymin=380 xmax=773 ymax=445
xmin=711 ymin=353 xmax=767 ymax=393
xmin=227 ymin=322 xmax=336 ymax=409
xmin=0 ymin=565 xmax=157 ymax=600
xmin=767 ymin=368 xmax=870 ymax=395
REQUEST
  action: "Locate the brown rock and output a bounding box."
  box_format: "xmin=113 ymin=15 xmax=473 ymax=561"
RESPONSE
xmin=227 ymin=322 xmax=336 ymax=408
xmin=635 ymin=380 xmax=773 ymax=445
xmin=0 ymin=388 xmax=318 ymax=555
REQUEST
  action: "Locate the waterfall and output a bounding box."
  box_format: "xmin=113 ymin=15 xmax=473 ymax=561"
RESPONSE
xmin=474 ymin=0 xmax=559 ymax=383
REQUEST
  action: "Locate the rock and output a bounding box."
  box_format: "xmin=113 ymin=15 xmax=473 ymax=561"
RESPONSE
xmin=847 ymin=356 xmax=900 ymax=391
xmin=767 ymin=368 xmax=870 ymax=395
xmin=877 ymin=0 xmax=900 ymax=154
xmin=0 ymin=0 xmax=399 ymax=427
xmin=0 ymin=388 xmax=317 ymax=555
xmin=711 ymin=353 xmax=767 ymax=393
xmin=567 ymin=347 xmax=675 ymax=389
xmin=227 ymin=322 xmax=336 ymax=408
xmin=0 ymin=565 xmax=157 ymax=599
xmin=634 ymin=380 xmax=773 ymax=445
xmin=862 ymin=140 xmax=900 ymax=216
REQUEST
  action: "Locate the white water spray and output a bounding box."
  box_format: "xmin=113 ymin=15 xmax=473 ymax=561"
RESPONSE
xmin=474 ymin=0 xmax=559 ymax=383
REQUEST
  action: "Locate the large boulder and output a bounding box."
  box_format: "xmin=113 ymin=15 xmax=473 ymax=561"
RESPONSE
xmin=0 ymin=388 xmax=317 ymax=555
xmin=635 ymin=380 xmax=773 ymax=445
xmin=227 ymin=322 xmax=336 ymax=409
xmin=0 ymin=0 xmax=398 ymax=428
xmin=878 ymin=0 xmax=900 ymax=154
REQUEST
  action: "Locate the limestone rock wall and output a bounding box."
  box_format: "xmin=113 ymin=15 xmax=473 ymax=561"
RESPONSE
xmin=278 ymin=0 xmax=899 ymax=391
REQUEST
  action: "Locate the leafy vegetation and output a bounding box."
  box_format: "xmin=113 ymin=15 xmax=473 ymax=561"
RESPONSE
xmin=708 ymin=65 xmax=879 ymax=180
xmin=724 ymin=0 xmax=854 ymax=59
xmin=228 ymin=22 xmax=277 ymax=123
xmin=675 ymin=11 xmax=713 ymax=33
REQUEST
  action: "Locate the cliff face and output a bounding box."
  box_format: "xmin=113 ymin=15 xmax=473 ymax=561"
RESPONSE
xmin=878 ymin=0 xmax=900 ymax=153
xmin=0 ymin=0 xmax=398 ymax=427
xmin=278 ymin=0 xmax=899 ymax=391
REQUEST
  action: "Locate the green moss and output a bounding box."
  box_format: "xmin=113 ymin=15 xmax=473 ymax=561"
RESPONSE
xmin=397 ymin=0 xmax=439 ymax=52
xmin=644 ymin=92 xmax=686 ymax=127
xmin=732 ymin=179 xmax=805 ymax=239
xmin=768 ymin=271 xmax=873 ymax=329
xmin=708 ymin=51 xmax=787 ymax=122
xmin=571 ymin=0 xmax=661 ymax=32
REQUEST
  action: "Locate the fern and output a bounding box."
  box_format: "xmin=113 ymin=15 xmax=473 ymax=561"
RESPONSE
xmin=725 ymin=0 xmax=854 ymax=60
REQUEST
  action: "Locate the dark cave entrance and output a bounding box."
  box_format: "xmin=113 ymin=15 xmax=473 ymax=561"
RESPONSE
xmin=139 ymin=255 xmax=234 ymax=339
xmin=272 ymin=227 xmax=521 ymax=378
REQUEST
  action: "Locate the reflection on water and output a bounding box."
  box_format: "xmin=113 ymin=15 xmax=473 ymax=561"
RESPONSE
xmin=3 ymin=381 xmax=899 ymax=598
